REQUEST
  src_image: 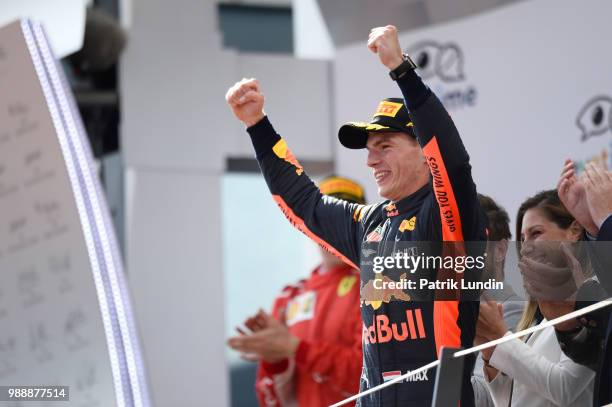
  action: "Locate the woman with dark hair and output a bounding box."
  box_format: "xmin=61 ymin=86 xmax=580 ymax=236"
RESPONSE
xmin=475 ymin=189 xmax=595 ymax=407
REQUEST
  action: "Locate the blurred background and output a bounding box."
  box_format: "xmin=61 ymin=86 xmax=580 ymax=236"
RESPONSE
xmin=1 ymin=0 xmax=611 ymax=406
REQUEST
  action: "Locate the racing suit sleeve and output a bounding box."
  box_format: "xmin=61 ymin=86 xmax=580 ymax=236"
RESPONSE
xmin=396 ymin=70 xmax=484 ymax=243
xmin=256 ymin=359 xmax=296 ymax=407
xmin=255 ymin=290 xmax=297 ymax=407
xmin=247 ymin=117 xmax=369 ymax=269
xmin=396 ymin=70 xmax=485 ymax=405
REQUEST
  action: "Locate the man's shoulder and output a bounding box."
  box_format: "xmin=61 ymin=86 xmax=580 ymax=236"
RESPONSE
xmin=277 ymin=279 xmax=307 ymax=299
xmin=355 ymin=201 xmax=386 ymax=225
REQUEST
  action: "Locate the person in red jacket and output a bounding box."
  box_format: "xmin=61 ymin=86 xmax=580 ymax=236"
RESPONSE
xmin=228 ymin=176 xmax=365 ymax=407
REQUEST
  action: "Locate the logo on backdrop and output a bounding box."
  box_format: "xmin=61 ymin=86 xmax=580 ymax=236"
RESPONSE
xmin=407 ymin=40 xmax=465 ymax=82
xmin=577 ymin=95 xmax=612 ymax=141
xmin=406 ymin=40 xmax=477 ymax=111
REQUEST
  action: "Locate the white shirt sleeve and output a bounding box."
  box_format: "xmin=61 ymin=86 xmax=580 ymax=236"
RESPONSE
xmin=472 ymin=353 xmax=496 ymax=407
xmin=489 ymin=331 xmax=595 ymax=405
xmin=485 ymin=366 xmax=513 ymax=407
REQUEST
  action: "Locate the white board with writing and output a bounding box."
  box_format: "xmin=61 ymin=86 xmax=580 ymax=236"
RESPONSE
xmin=0 ymin=20 xmax=148 ymax=407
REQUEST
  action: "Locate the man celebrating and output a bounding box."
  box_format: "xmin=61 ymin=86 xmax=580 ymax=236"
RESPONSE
xmin=226 ymin=26 xmax=485 ymax=406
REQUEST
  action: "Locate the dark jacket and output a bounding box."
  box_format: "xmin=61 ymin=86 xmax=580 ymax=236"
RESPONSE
xmin=556 ymin=216 xmax=612 ymax=406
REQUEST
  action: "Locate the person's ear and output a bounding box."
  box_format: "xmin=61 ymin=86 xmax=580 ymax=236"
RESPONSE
xmin=567 ymin=220 xmax=583 ymax=241
xmin=494 ymin=239 xmax=509 ymax=264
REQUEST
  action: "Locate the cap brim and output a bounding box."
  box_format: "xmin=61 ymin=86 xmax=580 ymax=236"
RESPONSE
xmin=338 ymin=122 xmax=395 ymax=149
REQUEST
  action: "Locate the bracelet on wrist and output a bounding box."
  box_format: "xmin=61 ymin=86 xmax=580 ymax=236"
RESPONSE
xmin=389 ymin=53 xmax=417 ymax=81
xmin=482 ymin=358 xmax=493 ymax=368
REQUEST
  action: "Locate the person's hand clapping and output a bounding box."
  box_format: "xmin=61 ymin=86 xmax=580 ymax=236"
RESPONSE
xmin=228 ymin=311 xmax=299 ymax=363
xmin=476 ymin=299 xmax=506 ymax=360
xmin=583 ymin=162 xmax=612 ymax=230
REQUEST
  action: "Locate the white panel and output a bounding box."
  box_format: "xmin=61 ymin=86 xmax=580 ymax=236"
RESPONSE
xmin=293 ymin=0 xmax=334 ymax=59
xmin=234 ymin=53 xmax=333 ymax=160
xmin=425 ymin=0 xmax=505 ymax=24
xmin=0 ymin=20 xmax=116 ymax=405
xmin=221 ymin=0 xmax=291 ymax=5
xmin=334 ymin=0 xmax=612 ymax=228
xmin=120 ymin=0 xmax=132 ymax=28
xmin=120 ymin=0 xmax=236 ymax=172
xmin=221 ymin=174 xmax=320 ymax=366
xmin=126 ymin=168 xmax=228 ymax=407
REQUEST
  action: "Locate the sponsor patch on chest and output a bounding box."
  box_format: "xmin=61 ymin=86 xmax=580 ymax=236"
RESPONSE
xmin=286 ymin=291 xmax=316 ymax=326
xmin=399 ymin=216 xmax=417 ymax=232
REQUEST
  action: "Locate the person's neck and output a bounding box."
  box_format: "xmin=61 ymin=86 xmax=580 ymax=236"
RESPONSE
xmin=319 ymin=261 xmax=343 ymax=274
xmin=390 ymin=180 xmax=428 ymax=202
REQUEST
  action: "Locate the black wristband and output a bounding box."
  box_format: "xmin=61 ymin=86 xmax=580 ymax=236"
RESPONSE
xmin=389 ymin=54 xmax=417 ymax=81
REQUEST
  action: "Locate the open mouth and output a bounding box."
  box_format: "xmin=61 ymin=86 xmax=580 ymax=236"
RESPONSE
xmin=374 ymin=170 xmax=391 ymax=185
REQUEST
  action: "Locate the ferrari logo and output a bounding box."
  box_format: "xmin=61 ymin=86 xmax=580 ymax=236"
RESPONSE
xmin=337 ymin=275 xmax=358 ymax=297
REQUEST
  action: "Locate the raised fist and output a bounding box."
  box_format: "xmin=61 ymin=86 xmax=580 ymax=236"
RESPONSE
xmin=225 ymin=78 xmax=265 ymax=128
xmin=367 ymin=25 xmax=404 ymax=70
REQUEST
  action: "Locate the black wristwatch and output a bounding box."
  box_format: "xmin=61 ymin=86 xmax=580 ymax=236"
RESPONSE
xmin=389 ymin=53 xmax=417 ymax=81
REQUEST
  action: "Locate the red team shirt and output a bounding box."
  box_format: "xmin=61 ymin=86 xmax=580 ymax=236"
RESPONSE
xmin=256 ymin=263 xmax=362 ymax=406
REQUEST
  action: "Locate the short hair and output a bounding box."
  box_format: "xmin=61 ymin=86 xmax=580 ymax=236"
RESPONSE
xmin=478 ymin=193 xmax=511 ymax=241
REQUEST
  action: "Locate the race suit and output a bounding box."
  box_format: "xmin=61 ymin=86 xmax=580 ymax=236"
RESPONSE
xmin=255 ymin=264 xmax=362 ymax=406
xmin=246 ymin=71 xmax=486 ymax=406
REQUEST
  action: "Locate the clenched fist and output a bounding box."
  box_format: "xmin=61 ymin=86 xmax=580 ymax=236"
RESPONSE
xmin=368 ymin=25 xmax=405 ymax=70
xmin=225 ymin=78 xmax=265 ymax=128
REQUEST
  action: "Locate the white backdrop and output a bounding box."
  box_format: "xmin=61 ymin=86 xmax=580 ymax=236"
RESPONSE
xmin=334 ymin=0 xmax=612 ymax=233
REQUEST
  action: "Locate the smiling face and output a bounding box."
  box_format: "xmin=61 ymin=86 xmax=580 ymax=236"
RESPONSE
xmin=366 ymin=132 xmax=429 ymax=201
xmin=520 ymin=207 xmax=581 ymax=264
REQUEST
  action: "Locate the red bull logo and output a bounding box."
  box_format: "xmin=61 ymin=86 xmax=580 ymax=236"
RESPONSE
xmin=361 ymin=273 xmax=410 ymax=310
xmin=363 ymin=309 xmax=427 ymax=344
xmin=385 ymin=203 xmax=399 ymax=217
